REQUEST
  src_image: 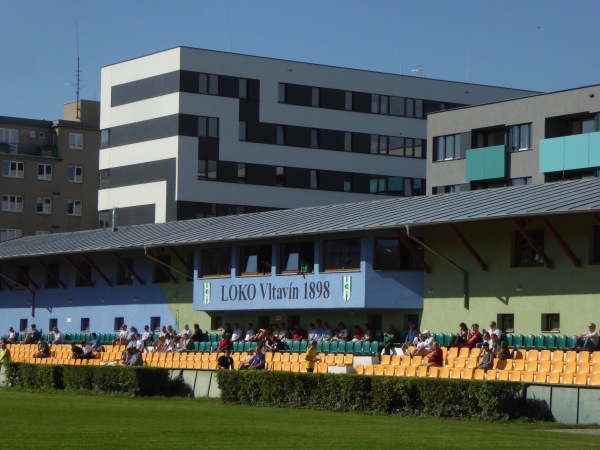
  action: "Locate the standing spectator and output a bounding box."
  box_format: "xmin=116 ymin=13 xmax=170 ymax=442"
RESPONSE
xmin=216 ymin=350 xmax=234 ymax=370
xmin=304 ymin=340 xmax=320 ymax=373
xmin=574 ymin=323 xmax=598 ymax=352
xmin=6 ymin=327 xmax=18 ymax=344
xmin=33 ymin=338 xmax=50 ymax=358
xmin=48 ymin=327 xmax=63 ymax=344
xmin=24 ymin=324 xmax=41 ymax=344
xmin=0 ymin=342 xmax=12 ymax=371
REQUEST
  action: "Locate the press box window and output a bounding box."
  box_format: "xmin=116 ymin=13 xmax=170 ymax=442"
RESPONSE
xmin=76 ymin=261 xmax=93 ymax=287
xmin=374 ymin=238 xmax=423 ymax=270
xmin=542 ymin=314 xmax=560 ymax=333
xmin=150 ymin=317 xmax=161 ymax=331
xmin=153 ymin=255 xmax=172 ymax=283
xmin=114 ymin=317 xmax=124 ymax=331
xmin=513 ymin=229 xmax=544 ymax=267
xmin=81 ymin=318 xmax=90 ymax=332
xmin=280 ymin=242 xmax=314 ymax=274
xmin=49 ymin=318 xmax=58 ymax=331
xmin=240 ymin=245 xmax=271 ymax=275
xmin=20 ymin=319 xmax=28 ymax=332
xmin=44 ymin=263 xmax=60 ymax=289
xmin=116 ymin=258 xmax=134 ymax=285
xmin=201 ymin=247 xmax=231 ymax=277
xmin=323 ymin=239 xmax=361 ymax=271
xmin=498 ymin=314 xmax=514 ymax=333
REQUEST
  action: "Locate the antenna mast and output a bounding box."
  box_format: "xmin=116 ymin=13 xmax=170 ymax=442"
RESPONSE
xmin=75 ymin=20 xmax=81 ymax=119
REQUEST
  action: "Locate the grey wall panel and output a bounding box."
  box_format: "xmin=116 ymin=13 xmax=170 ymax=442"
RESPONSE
xmin=110 ymin=115 xmax=180 ymax=147
xmin=112 ymin=71 xmax=180 ymax=107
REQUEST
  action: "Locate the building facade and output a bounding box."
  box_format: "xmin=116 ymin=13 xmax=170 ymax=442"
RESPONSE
xmin=427 ymin=85 xmax=600 ymax=194
xmin=98 ymin=47 xmax=534 ymax=226
xmin=0 ymin=100 xmax=100 ymax=240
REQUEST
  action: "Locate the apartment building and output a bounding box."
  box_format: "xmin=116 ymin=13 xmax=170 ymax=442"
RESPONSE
xmin=98 ymin=47 xmax=534 ymax=226
xmin=0 ymin=100 xmax=100 ymax=240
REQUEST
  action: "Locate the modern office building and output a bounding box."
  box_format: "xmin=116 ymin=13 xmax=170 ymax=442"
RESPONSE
xmin=98 ymin=47 xmax=535 ymax=226
xmin=0 ymin=100 xmax=101 ymax=241
xmin=427 ymin=84 xmax=600 ymax=195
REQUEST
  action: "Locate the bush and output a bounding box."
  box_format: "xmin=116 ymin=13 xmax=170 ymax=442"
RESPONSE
xmin=4 ymin=363 xmax=187 ymax=397
xmin=216 ymin=371 xmax=548 ymax=421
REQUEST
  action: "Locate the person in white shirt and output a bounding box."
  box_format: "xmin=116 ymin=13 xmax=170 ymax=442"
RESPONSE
xmin=575 ymin=323 xmax=599 ymax=351
xmin=231 ymin=323 xmax=243 ymax=342
xmin=411 ymin=330 xmax=434 ymax=356
xmin=48 ymin=327 xmax=63 ymax=344
xmin=179 ymin=324 xmax=191 ymax=339
xmin=244 ymin=323 xmax=255 ymax=341
xmin=488 ymin=321 xmax=502 ymax=339
xmin=337 ymin=323 xmax=349 ymax=341
xmin=141 ymin=325 xmax=153 ymax=351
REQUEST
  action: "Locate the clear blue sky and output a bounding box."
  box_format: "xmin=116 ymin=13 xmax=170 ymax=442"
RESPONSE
xmin=2 ymin=0 xmax=600 ymax=120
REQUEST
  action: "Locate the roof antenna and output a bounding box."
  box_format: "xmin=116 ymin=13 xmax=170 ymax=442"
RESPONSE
xmin=66 ymin=20 xmax=82 ymax=119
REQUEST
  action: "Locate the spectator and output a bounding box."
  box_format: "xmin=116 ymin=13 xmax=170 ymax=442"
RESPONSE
xmin=362 ymin=324 xmax=372 ymax=342
xmin=33 ymin=338 xmax=50 ymax=358
xmin=476 ymin=331 xmax=493 ymax=349
xmin=314 ymin=320 xmax=324 ymax=341
xmin=24 ymin=324 xmax=41 ymax=344
xmin=457 ymin=324 xmax=483 ymax=349
xmin=574 ymin=323 xmax=598 ymax=352
xmin=237 ymin=349 xmax=255 ymax=370
xmin=307 ymin=323 xmax=318 ymax=342
xmin=216 ymin=350 xmax=234 ymax=370
xmin=141 ymin=326 xmax=153 ymax=350
xmin=476 ymin=342 xmax=494 ymax=371
xmin=134 ymin=333 xmax=145 ymax=353
xmin=449 ymin=323 xmax=469 ymax=347
xmin=404 ymin=321 xmax=420 ymax=347
xmin=71 ymin=343 xmax=84 ymax=359
xmin=351 ymin=325 xmax=364 ymax=342
xmin=305 ymin=340 xmax=320 ymax=373
xmin=231 ymin=323 xmax=244 ymax=342
xmin=6 ymin=327 xmax=18 ymax=344
xmin=410 ymin=330 xmax=434 ymax=357
xmin=122 ymin=347 xmax=143 ymax=366
xmin=112 ymin=324 xmax=128 ymax=345
xmin=47 ymin=327 xmax=63 ymax=344
xmin=321 ymin=322 xmax=333 ymax=341
xmin=179 ymin=324 xmax=191 ymax=339
xmin=128 ymin=326 xmax=138 ymax=339
xmin=292 ymin=324 xmax=305 ymax=342
xmin=379 ymin=323 xmax=400 ymax=358
xmin=177 ymin=335 xmax=194 ymax=353
xmin=423 ymin=340 xmax=443 ymax=368
xmin=491 ymin=334 xmax=510 ymax=360
xmin=249 ymin=347 xmax=266 ymax=370
xmin=90 ymin=333 xmax=103 ymax=352
xmin=153 ymin=335 xmax=166 ymax=353
xmin=214 ymin=332 xmax=231 ymax=353
xmin=277 ymin=323 xmax=290 ymax=340
xmin=166 ymin=325 xmax=177 ymax=337
xmin=264 ymin=334 xmax=283 ymax=353
xmin=190 ymin=324 xmax=205 ymax=343
xmin=488 ymin=321 xmax=502 ymax=340
xmin=338 ymin=323 xmax=349 ymax=341
xmin=244 ymin=323 xmax=256 ymax=341
xmin=80 ymin=341 xmax=94 ymax=360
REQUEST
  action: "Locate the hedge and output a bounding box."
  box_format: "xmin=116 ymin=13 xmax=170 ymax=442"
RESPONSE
xmin=216 ymin=371 xmax=551 ymax=421
xmin=4 ymin=363 xmax=188 ymax=397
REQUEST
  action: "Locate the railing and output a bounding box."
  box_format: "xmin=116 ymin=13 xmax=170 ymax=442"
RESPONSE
xmin=0 ymin=142 xmax=59 ymax=158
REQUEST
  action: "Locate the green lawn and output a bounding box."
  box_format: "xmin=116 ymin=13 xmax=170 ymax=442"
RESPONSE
xmin=0 ymin=389 xmax=598 ymax=449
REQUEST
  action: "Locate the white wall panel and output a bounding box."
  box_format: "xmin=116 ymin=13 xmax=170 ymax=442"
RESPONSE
xmin=98 ymin=181 xmax=168 ymax=223
xmin=108 ymin=93 xmax=181 ymax=127
xmin=99 ymin=137 xmax=180 ymax=169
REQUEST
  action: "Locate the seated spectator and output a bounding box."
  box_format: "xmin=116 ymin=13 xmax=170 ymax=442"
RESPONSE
xmin=351 ymin=325 xmax=364 ymax=342
xmin=33 ymin=338 xmax=50 ymax=358
xmin=244 ymin=323 xmax=256 ymax=342
xmin=79 ymin=341 xmax=94 ymax=360
xmin=264 ymin=334 xmax=283 ymax=353
xmin=410 ymin=330 xmax=434 ymax=357
xmin=177 ymin=336 xmax=195 ymax=353
xmin=423 ymin=340 xmax=443 ymax=368
xmin=249 ymin=347 xmax=266 ymax=370
xmin=457 ymin=324 xmax=483 ymax=349
xmin=213 ymin=332 xmax=232 ymax=353
xmin=128 ymin=326 xmax=138 ymax=339
xmin=307 ymin=323 xmax=318 ymax=342
xmin=166 ymin=325 xmax=177 ymax=337
xmin=122 ymin=347 xmax=143 ymax=366
xmin=404 ymin=321 xmax=420 ymax=347
xmin=476 ymin=331 xmax=493 ymax=349
xmin=7 ymin=327 xmax=18 ymax=344
xmin=112 ymin=324 xmax=128 ymax=345
xmin=216 ymin=350 xmax=234 ymax=370
xmin=163 ymin=335 xmax=175 ymax=353
xmin=476 ymin=342 xmax=494 ymax=371
xmin=491 ymin=334 xmax=510 ymax=360
xmin=337 ymin=323 xmax=349 ymax=341
xmin=90 ymin=333 xmax=103 ymax=352
xmin=141 ymin=326 xmax=153 ymax=350
xmin=153 ymin=336 xmax=167 ymax=353
xmin=313 ymin=320 xmax=323 ymax=341
xmin=292 ymin=324 xmax=305 ymax=342
xmin=362 ymin=324 xmax=372 ymax=342
xmin=179 ymin=324 xmax=191 ymax=340
xmin=190 ymin=324 xmax=205 ymax=343
xmin=330 ymin=328 xmax=342 ymax=342
xmin=488 ymin=321 xmax=502 ymax=340
xmin=379 ymin=323 xmax=401 ymax=358
xmin=277 ymin=323 xmax=290 ymax=341
xmin=71 ymin=343 xmax=84 ymax=359
xmin=321 ymin=322 xmax=333 ymax=340
xmin=231 ymin=323 xmax=244 ymax=342
xmin=574 ymin=323 xmax=598 ymax=352
xmin=449 ymin=322 xmax=469 ymax=347
xmin=238 ymin=349 xmax=255 ymax=370
xmin=47 ymin=327 xmax=63 ymax=344
xmin=24 ymin=324 xmax=42 ymax=344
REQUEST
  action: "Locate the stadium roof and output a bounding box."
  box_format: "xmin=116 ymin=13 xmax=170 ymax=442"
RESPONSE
xmin=0 ymin=177 xmax=599 ymax=260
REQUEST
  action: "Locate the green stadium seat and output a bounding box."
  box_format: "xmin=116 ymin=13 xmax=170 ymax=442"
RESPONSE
xmin=445 ymin=334 xmax=456 ymax=347
xmin=370 ymin=341 xmax=379 ymax=354
xmin=300 ymin=341 xmax=308 ymax=352
xmin=504 ymin=334 xmax=514 ymax=347
xmin=210 ymin=333 xmax=219 ymax=343
xmin=555 ymin=335 xmax=568 ymax=350
xmin=283 ymin=339 xmax=293 ymax=351
xmin=512 ymin=334 xmax=524 ymax=348
xmin=232 ymin=341 xmax=243 ymax=352
xmin=292 ymin=340 xmax=301 ymax=352
xmin=534 ymin=335 xmax=545 ymax=349
xmin=353 ymin=341 xmax=363 ymax=354
xmin=316 ymin=341 xmax=323 ymax=353
xmin=194 ymin=342 xmax=202 ymax=351
xmin=329 ymin=341 xmax=339 ymax=353
xmin=566 ymin=335 xmax=577 ymax=349
xmin=242 ymin=341 xmax=252 ymax=352
xmin=321 ymin=341 xmax=331 ymax=353
xmin=523 ymin=334 xmax=535 ymax=349
xmin=250 ymin=341 xmax=258 ymax=350
xmin=544 ymin=335 xmax=556 ymax=349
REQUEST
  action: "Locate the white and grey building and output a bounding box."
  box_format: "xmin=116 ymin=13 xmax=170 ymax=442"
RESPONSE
xmin=99 ymin=47 xmax=535 ymax=226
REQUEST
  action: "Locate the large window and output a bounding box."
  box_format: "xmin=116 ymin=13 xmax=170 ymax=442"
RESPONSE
xmin=0 ymin=229 xmax=22 ymax=241
xmin=76 ymin=261 xmax=93 ymax=287
xmin=199 ymin=73 xmax=219 ymax=95
xmin=153 ymin=255 xmax=172 ymax=283
xmin=45 ymin=263 xmax=60 ymax=289
xmin=323 ymin=239 xmax=361 ymax=271
xmin=116 ymin=258 xmax=134 ymax=285
xmin=240 ymin=245 xmax=271 ymax=275
xmin=592 ymin=226 xmax=600 ymax=264
xmin=510 ymin=123 xmax=532 ymax=151
xmin=68 ymin=166 xmax=83 ymax=183
xmin=37 ymin=163 xmax=53 ymax=181
xmin=2 ymin=161 xmax=24 ymax=178
xmin=69 ymin=133 xmax=84 ymax=150
xmin=2 ymin=195 xmax=23 ymax=212
xmin=435 ymin=134 xmax=462 ymax=161
xmin=198 ymin=160 xmax=217 ymax=180
xmin=514 ymin=229 xmax=544 ymax=267
xmin=36 ymin=197 xmax=52 ymax=214
xmin=280 ymin=242 xmax=314 ymax=274
xmin=0 ymin=128 xmax=19 ymax=152
xmin=201 ymin=247 xmax=231 ymax=277
xmin=67 ymin=199 xmax=82 ymax=216
xmin=542 ymin=313 xmax=560 ymax=333
xmin=374 ymin=238 xmax=424 ymax=270
xmin=369 ymin=177 xmax=424 ymax=196
xmin=198 ymin=116 xmax=219 ymax=138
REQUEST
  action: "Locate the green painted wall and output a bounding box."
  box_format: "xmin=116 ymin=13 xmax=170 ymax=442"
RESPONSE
xmin=420 ymin=214 xmax=600 ymax=336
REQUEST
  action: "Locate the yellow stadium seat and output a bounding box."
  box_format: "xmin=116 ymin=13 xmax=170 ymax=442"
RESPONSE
xmin=335 ymin=354 xmax=345 ymax=366
xmin=383 ymin=365 xmax=394 ymax=376
xmin=534 ymin=371 xmax=549 ymax=383
xmin=578 ymin=351 xmax=590 ymax=363
xmin=461 ymin=368 xmax=474 ymax=379
xmin=539 ymin=350 xmax=551 ymax=361
xmin=526 ymin=350 xmax=539 ymax=361
xmin=525 ymin=361 xmax=538 ymax=372
xmin=317 ymin=362 xmax=328 ymax=373
xmin=291 ymin=362 xmax=301 ymax=373
xmin=564 ymin=361 xmax=577 ymax=373
xmin=325 ymin=354 xmax=335 ymax=365
xmin=390 ymin=355 xmax=401 ymax=366
xmin=538 ymin=361 xmax=551 ymax=373
xmin=404 ymin=366 xmax=416 ymax=377
xmin=564 ymin=350 xmax=577 ymax=362
xmin=271 ymin=361 xmax=282 ymax=371
xmin=551 ymin=350 xmax=565 ymax=363
xmin=271 ymin=352 xmax=281 ymax=362
xmin=561 ymin=373 xmax=574 ymax=384
xmin=446 ymin=357 xmax=456 ymax=368
xmin=394 ymin=365 xmax=406 ymax=376
xmin=282 ymin=362 xmax=291 ymax=372
xmin=466 ymin=357 xmax=478 ymax=369
xmin=416 ymin=365 xmax=428 ymax=377
xmin=496 ymin=370 xmax=509 ymax=381
xmin=589 ymin=373 xmax=600 ymax=386
xmin=474 ymin=369 xmax=485 ymax=380
xmin=509 ymin=370 xmax=522 ymax=382
xmin=412 ymin=356 xmax=423 ymax=366
xmin=449 ymin=368 xmax=461 ymax=379
xmin=591 ymin=352 xmax=600 ymax=364
xmin=364 ymin=365 xmax=374 ymax=375
xmin=591 ymin=363 xmax=600 ymax=374
xmin=512 ymin=359 xmax=525 ymax=371
xmin=454 ymin=357 xmax=466 ymax=368
xmin=577 ymin=362 xmax=590 ymax=374
xmin=551 ymin=362 xmax=563 ymax=373
xmin=574 ymin=373 xmax=588 ymax=385
xmin=447 ymin=347 xmax=458 ymax=358
xmin=289 ymin=352 xmax=299 ymax=363
xmin=522 ymin=371 xmax=534 ymax=383
xmin=400 ymin=355 xmax=412 ymax=366
xmin=355 ymin=365 xmax=364 ymax=375
xmin=281 ymin=353 xmax=290 ymax=362
xmin=438 ymin=367 xmax=450 ymax=378
xmin=299 ymin=354 xmax=306 ymax=363
xmin=373 ymin=364 xmax=385 ymax=376
xmin=428 ymin=366 xmax=440 ymax=378
xmin=380 ymin=354 xmax=391 ymax=365
xmin=458 ymin=348 xmax=470 ymax=358
xmin=469 ymin=348 xmax=481 ymax=358
xmin=514 ymin=349 xmax=526 ymax=360
xmin=344 ymin=354 xmax=354 ymax=366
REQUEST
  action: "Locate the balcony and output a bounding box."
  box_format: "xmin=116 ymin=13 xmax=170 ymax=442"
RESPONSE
xmin=0 ymin=142 xmax=59 ymax=158
xmin=539 ymin=131 xmax=600 ymax=173
xmin=465 ymin=145 xmax=507 ymax=181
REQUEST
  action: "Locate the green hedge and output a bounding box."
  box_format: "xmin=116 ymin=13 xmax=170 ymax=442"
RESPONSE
xmin=216 ymin=371 xmax=551 ymax=421
xmin=4 ymin=363 xmax=187 ymax=397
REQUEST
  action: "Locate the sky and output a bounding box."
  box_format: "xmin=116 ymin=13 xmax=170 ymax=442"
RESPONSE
xmin=2 ymin=0 xmax=600 ymax=121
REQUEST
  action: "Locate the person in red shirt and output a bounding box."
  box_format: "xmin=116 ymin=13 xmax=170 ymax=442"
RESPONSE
xmin=424 ymin=340 xmax=444 ymax=367
xmin=292 ymin=324 xmax=305 ymax=342
xmin=352 ymin=325 xmax=364 ymax=342
xmin=457 ymin=324 xmax=483 ymax=349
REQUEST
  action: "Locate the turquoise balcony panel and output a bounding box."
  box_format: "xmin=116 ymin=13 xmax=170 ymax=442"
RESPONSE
xmin=465 ymin=145 xmax=506 ymax=181
xmin=540 ymin=131 xmax=600 ymax=173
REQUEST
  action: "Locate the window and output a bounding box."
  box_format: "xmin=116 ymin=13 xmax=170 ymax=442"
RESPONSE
xmin=99 ymin=169 xmax=110 ymax=189
xmin=101 ymin=129 xmax=110 ymax=148
xmin=276 ymin=167 xmax=285 ymax=187
xmin=37 ymin=163 xmax=52 ymax=181
xmin=278 ymin=83 xmax=286 ymax=103
xmin=36 ymin=197 xmax=52 ymax=214
xmin=276 ymin=125 xmax=285 ymax=145
xmin=44 ymin=263 xmax=60 ymax=289
xmin=310 ymin=170 xmax=318 ymax=189
xmin=198 ymin=116 xmax=219 ymax=138
xmin=76 ymin=261 xmax=93 ymax=287
xmin=67 ymin=199 xmax=82 ymax=216
xmin=542 ymin=314 xmax=560 ymax=333
xmin=1 ymin=229 xmax=22 ymax=241
xmin=311 ymin=87 xmax=320 ymax=107
xmin=15 ymin=265 xmax=29 ymax=289
xmin=592 ymin=226 xmax=600 ymax=264
xmin=239 ymin=78 xmax=248 ymax=99
xmin=2 ymin=195 xmax=24 ymax=212
xmin=514 ymin=229 xmax=544 ymax=267
xmin=116 ymin=258 xmax=134 ymax=285
xmin=2 ymin=161 xmax=24 ymax=178
xmin=68 ymin=166 xmax=83 ymax=183
xmin=150 ymin=317 xmax=161 ymax=331
xmin=201 ymin=247 xmax=231 ymax=277
xmin=237 ymin=163 xmax=246 ymax=183
xmin=344 ymin=132 xmax=352 ymax=151
xmin=343 ymin=173 xmax=352 ymax=192
xmin=510 ymin=177 xmax=532 ymax=187
xmin=510 ymin=123 xmax=532 ymax=151
xmin=323 ymin=239 xmax=361 ymax=271
xmin=81 ymin=318 xmax=90 ymax=332
xmin=0 ymin=128 xmax=19 ymax=152
xmin=435 ymin=134 xmax=462 ymax=161
xmin=280 ymin=242 xmax=314 ymax=273
xmin=69 ymin=133 xmax=84 ymax=150
xmin=35 ymin=231 xmax=50 ymax=236
xmin=198 ymin=160 xmax=217 ymax=180
xmin=49 ymin=318 xmax=58 ymax=330
xmin=345 ymin=91 xmax=353 ymax=111
xmin=310 ymin=129 xmax=319 ymax=148
xmin=433 ymin=184 xmax=463 ymax=195
xmin=114 ymin=317 xmax=124 ymax=331
xmin=239 ymin=121 xmax=247 ymax=141
xmin=374 ymin=238 xmax=423 ymax=270
xmin=211 ymin=315 xmax=223 ymax=330
xmin=153 ymin=255 xmax=172 ymax=283
xmin=199 ymin=73 xmax=218 ymax=95
xmin=38 ymin=131 xmax=46 ymax=139
xmin=20 ymin=319 xmax=28 ymax=333
xmin=240 ymin=245 xmax=271 ymax=275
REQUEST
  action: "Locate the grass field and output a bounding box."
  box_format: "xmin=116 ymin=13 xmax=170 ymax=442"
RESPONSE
xmin=1 ymin=389 xmax=598 ymax=449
